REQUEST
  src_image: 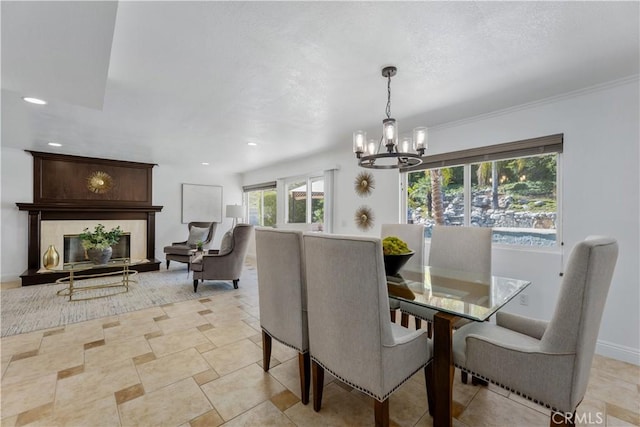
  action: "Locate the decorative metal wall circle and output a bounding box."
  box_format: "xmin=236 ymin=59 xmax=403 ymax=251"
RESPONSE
xmin=355 ymin=205 xmax=374 ymax=231
xmin=87 ymin=171 xmax=113 ymax=194
xmin=354 ymin=171 xmax=375 ymax=197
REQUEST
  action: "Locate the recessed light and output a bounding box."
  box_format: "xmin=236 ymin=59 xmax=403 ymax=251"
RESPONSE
xmin=48 ymin=142 xmax=62 ymax=147
xmin=23 ymin=97 xmax=47 ymax=105
xmin=201 ymin=162 xmax=210 ymax=166
xmin=247 ymin=142 xmax=257 ymax=146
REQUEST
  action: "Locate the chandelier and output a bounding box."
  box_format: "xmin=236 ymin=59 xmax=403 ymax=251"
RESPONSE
xmin=353 ymin=66 xmax=427 ymax=169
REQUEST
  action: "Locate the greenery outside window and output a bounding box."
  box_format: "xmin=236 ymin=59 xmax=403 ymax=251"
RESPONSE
xmin=404 ymin=134 xmax=562 ymax=247
xmin=286 ymin=176 xmax=324 ymax=229
xmin=244 ymin=182 xmax=277 ymax=227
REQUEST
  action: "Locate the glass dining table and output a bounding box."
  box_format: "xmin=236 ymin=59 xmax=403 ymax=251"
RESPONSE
xmin=387 ymin=266 xmax=531 ymax=427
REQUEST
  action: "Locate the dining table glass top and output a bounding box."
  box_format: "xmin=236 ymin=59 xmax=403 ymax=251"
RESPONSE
xmin=387 ymin=266 xmax=531 ymax=322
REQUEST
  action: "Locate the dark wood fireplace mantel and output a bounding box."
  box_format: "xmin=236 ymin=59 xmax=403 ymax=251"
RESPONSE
xmin=17 ymin=151 xmax=164 ymax=286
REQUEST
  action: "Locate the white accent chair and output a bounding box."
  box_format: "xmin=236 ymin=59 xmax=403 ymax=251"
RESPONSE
xmin=381 ymin=224 xmax=425 ymax=323
xmin=453 ymin=237 xmax=618 ymax=426
xmin=255 ymin=228 xmax=310 ymax=404
xmin=303 ymin=233 xmax=433 ymax=427
xmin=400 ymin=225 xmax=492 ymax=335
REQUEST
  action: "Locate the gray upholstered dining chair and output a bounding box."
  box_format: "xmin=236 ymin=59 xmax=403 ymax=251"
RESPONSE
xmin=191 ymin=224 xmax=253 ymax=291
xmin=303 ymin=233 xmax=433 ymax=427
xmin=381 ymin=223 xmax=425 ymax=322
xmin=453 ymin=236 xmax=618 ymax=426
xmin=400 ymin=225 xmax=492 ymax=335
xmin=255 ymin=228 xmax=310 ymax=404
xmin=163 ymin=221 xmax=217 ymax=269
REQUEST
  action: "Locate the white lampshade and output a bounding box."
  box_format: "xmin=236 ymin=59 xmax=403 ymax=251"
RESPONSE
xmin=225 ymin=204 xmax=244 ymax=219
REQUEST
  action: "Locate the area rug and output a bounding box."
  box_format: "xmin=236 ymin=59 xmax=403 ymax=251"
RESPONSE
xmin=0 ymin=265 xmax=258 ymax=337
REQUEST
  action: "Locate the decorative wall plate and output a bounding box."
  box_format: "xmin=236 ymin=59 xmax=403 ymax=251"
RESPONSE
xmin=354 ymin=171 xmax=375 ymax=197
xmin=355 ymin=205 xmax=374 ymax=231
xmin=87 ymin=171 xmax=113 ymax=194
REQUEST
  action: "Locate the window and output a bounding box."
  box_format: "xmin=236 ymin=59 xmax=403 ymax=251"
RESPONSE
xmin=243 ymin=182 xmax=277 ymax=227
xmin=404 ymin=134 xmax=562 ymax=246
xmin=286 ymin=176 xmax=324 ymax=229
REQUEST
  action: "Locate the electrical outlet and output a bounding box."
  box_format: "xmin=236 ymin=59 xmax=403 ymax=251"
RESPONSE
xmin=519 ymin=294 xmax=529 ymax=306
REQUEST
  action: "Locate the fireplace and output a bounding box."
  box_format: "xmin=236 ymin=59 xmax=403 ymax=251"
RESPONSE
xmin=17 ymin=151 xmax=163 ymax=285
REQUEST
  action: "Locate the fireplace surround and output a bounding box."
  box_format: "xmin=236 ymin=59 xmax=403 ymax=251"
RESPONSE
xmin=16 ymin=151 xmax=163 ymax=286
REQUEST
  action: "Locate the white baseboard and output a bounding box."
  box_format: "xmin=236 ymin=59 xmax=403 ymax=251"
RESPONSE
xmin=596 ymin=339 xmax=640 ymax=366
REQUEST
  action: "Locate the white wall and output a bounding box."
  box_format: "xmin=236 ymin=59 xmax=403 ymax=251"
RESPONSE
xmin=0 ymin=147 xmax=243 ymax=280
xmin=243 ymin=77 xmax=640 ymax=364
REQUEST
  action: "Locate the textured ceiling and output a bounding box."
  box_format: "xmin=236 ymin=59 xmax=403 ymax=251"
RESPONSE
xmin=2 ymin=1 xmax=638 ymax=174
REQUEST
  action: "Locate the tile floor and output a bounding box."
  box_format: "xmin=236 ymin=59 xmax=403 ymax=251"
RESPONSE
xmin=1 ymin=268 xmax=639 ymax=427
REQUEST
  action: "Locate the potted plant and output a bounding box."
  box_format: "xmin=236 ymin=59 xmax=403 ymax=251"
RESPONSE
xmin=196 ymin=240 xmax=204 ymax=252
xmin=382 ymin=236 xmax=414 ymax=276
xmin=79 ymin=224 xmax=123 ymax=264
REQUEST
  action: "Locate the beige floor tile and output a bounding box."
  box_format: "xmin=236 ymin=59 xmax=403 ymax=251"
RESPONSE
xmin=267 ymin=357 xmax=335 ymax=402
xmin=0 ymin=332 xmax=43 ymax=362
xmin=161 ymin=299 xmax=209 ymax=318
xmin=508 ymin=392 xmax=551 ymax=416
xmin=386 ymin=375 xmax=431 ymax=427
xmin=575 ymin=396 xmax=606 ymax=427
xmin=2 ymin=345 xmax=83 ymax=382
xmin=607 ymin=415 xmax=637 ymax=426
xmin=0 ymin=373 xmax=56 ymax=418
xmin=223 ymin=400 xmax=295 ymax=426
xmin=200 ymin=363 xmax=285 ymax=421
xmin=119 ymin=377 xmax=212 ymax=426
xmin=39 ymin=323 xmax=104 ymax=354
xmin=458 ymin=388 xmax=550 ymax=426
xmin=452 ymin=369 xmax=481 ymax=408
xmin=202 ymin=306 xmax=255 ymax=325
xmin=271 ymin=389 xmax=300 ymax=412
xmin=118 ymin=305 xmax=167 ymax=321
xmin=190 ymin=409 xmax=224 ymax=427
xmin=103 ymin=316 xmax=161 ymax=342
xmin=587 ymin=370 xmax=640 ymax=414
xmin=47 ymin=395 xmax=120 ymax=427
xmin=285 ymin=382 xmax=373 ymax=426
xmin=606 ymin=402 xmax=640 ymax=426
xmin=200 ymin=339 xmax=262 ymax=376
xmin=84 ymin=335 xmax=152 ymax=370
xmin=55 ymin=358 xmax=140 ymax=409
xmin=202 ymin=320 xmax=261 ymax=347
xmin=155 ymin=312 xmax=210 ymax=335
xmin=137 ymin=347 xmax=211 ymax=392
xmin=592 ymin=354 xmax=640 ymax=385
xmin=0 ymin=415 xmax=18 ymax=427
xmin=148 ymin=327 xmax=211 ymax=357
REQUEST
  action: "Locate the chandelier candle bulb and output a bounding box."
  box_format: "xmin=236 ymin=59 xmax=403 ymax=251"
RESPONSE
xmin=413 ymin=127 xmax=427 ymax=155
xmin=353 ymin=131 xmax=366 ymax=157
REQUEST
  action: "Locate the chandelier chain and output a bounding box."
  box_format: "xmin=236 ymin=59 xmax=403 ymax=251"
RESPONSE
xmin=385 ymin=73 xmax=392 ymax=119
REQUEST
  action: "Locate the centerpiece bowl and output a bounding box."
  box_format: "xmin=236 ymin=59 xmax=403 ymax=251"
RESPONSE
xmin=383 ymin=251 xmax=414 ymax=276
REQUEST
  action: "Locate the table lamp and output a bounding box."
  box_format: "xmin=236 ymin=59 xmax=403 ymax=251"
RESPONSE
xmin=226 ymin=204 xmax=244 ymax=227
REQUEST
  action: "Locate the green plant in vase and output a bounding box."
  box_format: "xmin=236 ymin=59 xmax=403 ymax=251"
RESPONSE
xmin=196 ymin=240 xmax=204 ymax=252
xmin=79 ymin=224 xmax=123 ymax=264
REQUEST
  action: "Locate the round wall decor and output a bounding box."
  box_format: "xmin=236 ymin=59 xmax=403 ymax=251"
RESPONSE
xmin=86 ymin=171 xmax=113 ymax=194
xmin=355 ymin=205 xmax=374 ymax=231
xmin=354 ymin=171 xmax=375 ymax=197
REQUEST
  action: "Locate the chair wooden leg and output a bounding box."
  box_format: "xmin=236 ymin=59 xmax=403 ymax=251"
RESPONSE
xmin=312 ymin=360 xmax=324 ymax=412
xmin=390 ymin=309 xmax=396 ymax=323
xmin=299 ymin=352 xmax=311 ymax=405
xmin=374 ymin=398 xmax=390 ymax=427
xmin=461 ymin=371 xmax=468 ymax=384
xmin=401 ymin=313 xmax=409 ymax=328
xmin=233 ymin=279 xmax=239 ymax=289
xmin=425 ymin=363 xmax=434 ymax=416
xmin=415 ymin=317 xmax=422 ymax=330
xmin=427 ymin=321 xmax=433 ymax=338
xmin=193 ymin=279 xmax=198 ymax=292
xmin=550 ymin=411 xmax=576 ymax=426
xmin=166 ymin=260 xmax=170 ymax=269
xmin=262 ymin=331 xmax=272 ymax=371
xmin=472 ymin=376 xmax=488 ymax=386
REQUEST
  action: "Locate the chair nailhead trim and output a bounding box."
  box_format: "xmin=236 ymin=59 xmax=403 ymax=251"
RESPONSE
xmin=454 ymin=364 xmax=570 ymax=412
xmin=262 ymin=328 xmax=308 ymax=354
xmin=311 ymin=356 xmax=428 ymax=402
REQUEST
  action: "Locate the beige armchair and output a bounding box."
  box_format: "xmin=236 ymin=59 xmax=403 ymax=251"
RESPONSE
xmin=163 ymin=222 xmax=217 ymax=269
xmin=303 ymin=233 xmax=433 ymax=427
xmin=453 ymin=237 xmax=618 ymax=426
xmin=255 ymin=228 xmax=309 ymax=404
xmin=190 ymin=224 xmax=253 ymax=292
